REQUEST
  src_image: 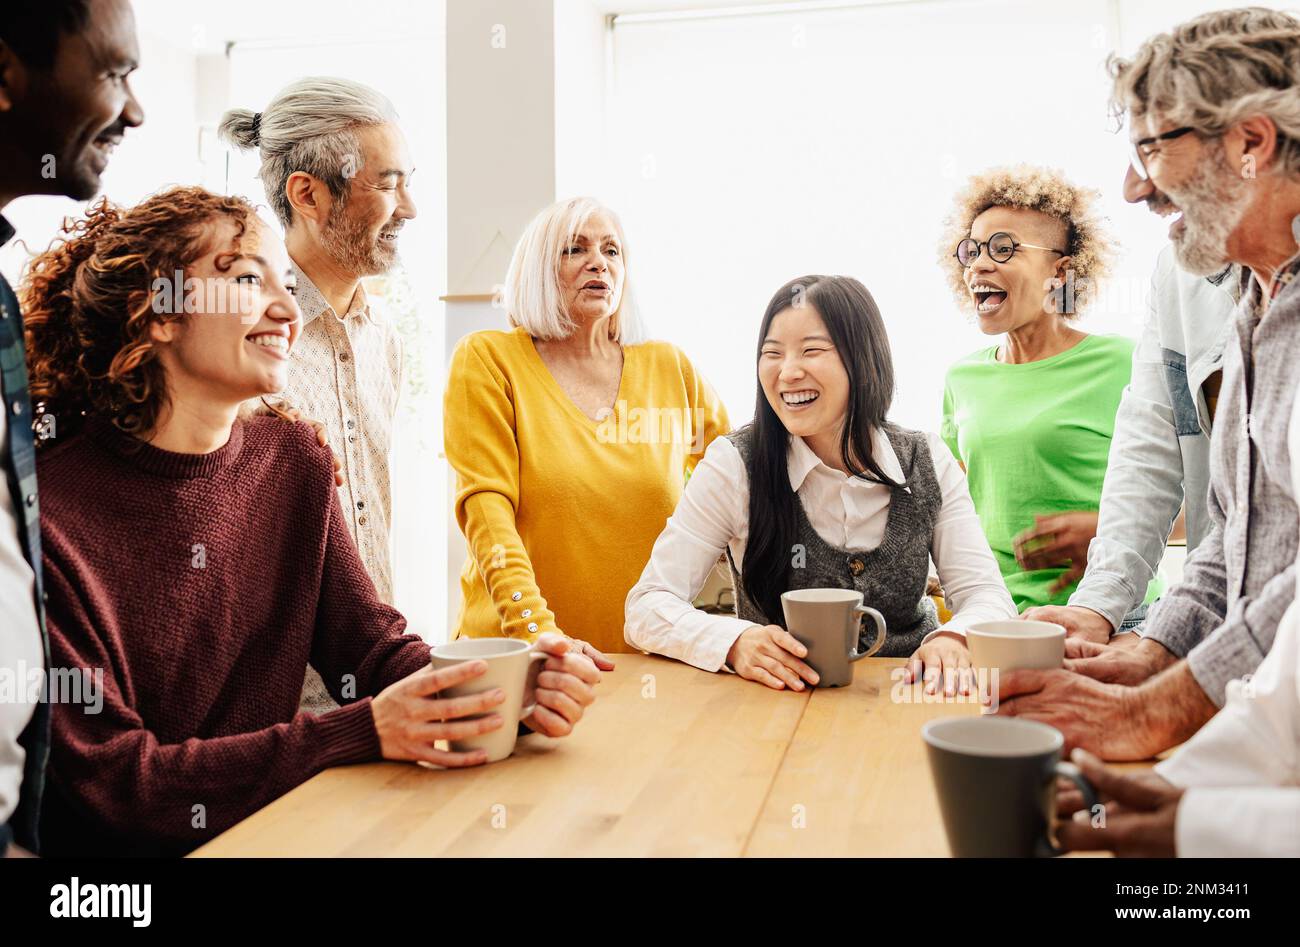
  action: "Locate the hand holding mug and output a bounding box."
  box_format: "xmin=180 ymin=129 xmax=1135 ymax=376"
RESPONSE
xmin=522 ymin=632 xmax=601 ymax=737
xmin=372 ymin=659 xmax=505 ymax=768
xmin=1054 ymin=749 xmax=1182 ymax=857
xmin=726 ymin=624 xmax=820 ymax=691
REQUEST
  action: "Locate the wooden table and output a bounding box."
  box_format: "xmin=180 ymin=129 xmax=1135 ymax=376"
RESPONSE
xmin=192 ymin=654 xmax=1145 ymax=857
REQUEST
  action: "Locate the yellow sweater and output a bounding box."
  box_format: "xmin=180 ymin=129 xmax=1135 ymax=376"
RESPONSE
xmin=444 ymin=327 xmax=730 ymax=653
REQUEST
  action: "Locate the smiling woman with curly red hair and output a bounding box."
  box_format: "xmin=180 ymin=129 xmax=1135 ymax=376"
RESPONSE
xmin=24 ymin=189 xmax=262 ymax=440
xmin=21 ymin=186 xmax=600 ymax=856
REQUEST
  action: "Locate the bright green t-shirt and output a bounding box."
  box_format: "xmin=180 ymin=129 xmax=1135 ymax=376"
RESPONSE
xmin=940 ymin=333 xmax=1163 ymax=611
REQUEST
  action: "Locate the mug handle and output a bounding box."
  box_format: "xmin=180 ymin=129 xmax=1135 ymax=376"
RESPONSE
xmin=1038 ymin=760 xmax=1100 ymax=857
xmin=518 ymin=650 xmax=549 ymax=719
xmin=849 ymin=605 xmax=888 ymax=660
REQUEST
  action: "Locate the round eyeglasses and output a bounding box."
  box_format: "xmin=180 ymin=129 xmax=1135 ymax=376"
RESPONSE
xmin=954 ymin=232 xmax=1065 ymax=267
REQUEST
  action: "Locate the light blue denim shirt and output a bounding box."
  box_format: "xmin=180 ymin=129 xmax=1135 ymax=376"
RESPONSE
xmin=1068 ymin=246 xmax=1238 ymax=631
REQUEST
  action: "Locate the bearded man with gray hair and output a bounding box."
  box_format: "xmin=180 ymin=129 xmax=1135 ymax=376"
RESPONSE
xmin=996 ymin=6 xmax=1300 ymax=786
xmin=220 ymin=78 xmax=417 ymax=711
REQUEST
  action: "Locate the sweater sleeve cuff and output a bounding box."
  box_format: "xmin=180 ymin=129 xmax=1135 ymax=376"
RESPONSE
xmin=312 ymin=697 xmax=383 ymax=769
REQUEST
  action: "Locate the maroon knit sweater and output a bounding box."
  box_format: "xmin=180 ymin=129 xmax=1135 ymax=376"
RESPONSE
xmin=36 ymin=416 xmax=431 ymax=856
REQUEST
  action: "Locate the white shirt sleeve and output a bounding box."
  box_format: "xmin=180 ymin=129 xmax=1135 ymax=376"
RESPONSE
xmin=1155 ymin=582 xmax=1300 ymax=856
xmin=1174 ymin=788 xmax=1300 ymax=857
xmin=624 ymin=436 xmax=762 ymax=671
xmin=923 ymin=432 xmax=1018 ymax=640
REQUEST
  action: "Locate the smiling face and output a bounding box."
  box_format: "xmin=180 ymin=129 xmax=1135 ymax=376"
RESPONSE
xmin=758 ymin=303 xmax=850 ymax=441
xmin=559 ymin=211 xmax=625 ymax=325
xmin=1122 ymin=114 xmax=1251 ymax=276
xmin=151 ymin=216 xmax=301 ymax=407
xmin=963 ymin=206 xmax=1070 ymax=336
xmin=0 ymin=0 xmax=144 ymax=200
xmin=318 ymin=122 xmax=417 ymax=277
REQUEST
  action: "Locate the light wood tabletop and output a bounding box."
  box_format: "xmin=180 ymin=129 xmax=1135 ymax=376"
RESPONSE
xmin=191 ymin=653 xmax=1148 ymax=858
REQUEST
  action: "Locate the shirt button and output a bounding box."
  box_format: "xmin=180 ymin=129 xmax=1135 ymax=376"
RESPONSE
xmin=356 ymin=500 xmax=365 ymax=509
xmin=11 ymin=401 xmax=21 ymax=416
xmin=511 ymin=592 xmax=522 ymax=602
xmin=0 ymin=305 xmax=8 ymax=319
xmin=358 ymin=514 xmax=368 ymax=526
xmin=346 ymin=420 xmax=355 ymax=430
xmin=848 ymin=557 xmax=865 ymax=576
xmin=348 ymin=436 xmax=356 ymax=443
xmin=338 ymin=352 xmax=350 ymax=362
xmin=25 ymin=494 xmax=35 ymax=507
xmin=521 ymin=609 xmax=532 ymax=618
xmin=526 ymin=622 xmax=538 ymax=633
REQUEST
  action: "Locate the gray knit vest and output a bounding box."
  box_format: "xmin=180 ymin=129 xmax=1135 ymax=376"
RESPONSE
xmin=726 ymin=422 xmax=941 ymax=657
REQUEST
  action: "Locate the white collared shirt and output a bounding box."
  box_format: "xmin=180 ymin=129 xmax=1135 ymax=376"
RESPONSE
xmin=1155 ymin=380 xmax=1300 ymax=858
xmin=278 ymin=262 xmax=403 ymax=603
xmin=624 ymin=427 xmax=1016 ymax=670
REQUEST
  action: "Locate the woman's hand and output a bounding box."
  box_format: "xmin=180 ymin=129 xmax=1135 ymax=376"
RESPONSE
xmin=566 ymin=635 xmax=615 ymax=671
xmin=1013 ymin=511 xmax=1099 ymax=593
xmin=372 ymin=660 xmax=506 ymax=768
xmin=905 ymin=630 xmax=972 ymax=696
xmin=725 ymin=624 xmax=819 ymax=691
xmin=522 ymin=632 xmax=602 ymax=737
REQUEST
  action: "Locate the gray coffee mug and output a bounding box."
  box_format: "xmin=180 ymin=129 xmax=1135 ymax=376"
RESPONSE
xmin=780 ymin=588 xmax=887 ymax=687
xmin=922 ymin=716 xmax=1098 ymax=857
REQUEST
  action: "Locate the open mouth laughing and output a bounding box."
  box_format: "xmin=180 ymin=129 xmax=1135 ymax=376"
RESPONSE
xmin=780 ymin=388 xmax=820 ymax=410
xmin=970 ymin=281 xmax=1008 ymax=315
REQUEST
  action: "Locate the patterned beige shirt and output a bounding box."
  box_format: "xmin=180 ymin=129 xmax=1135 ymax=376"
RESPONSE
xmin=280 ymin=262 xmax=403 ymax=711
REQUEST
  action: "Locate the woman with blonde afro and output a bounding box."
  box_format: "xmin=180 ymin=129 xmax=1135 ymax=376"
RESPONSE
xmin=938 ymin=165 xmax=1159 ymax=613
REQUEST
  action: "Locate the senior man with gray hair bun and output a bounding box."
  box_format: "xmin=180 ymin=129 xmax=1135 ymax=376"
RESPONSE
xmin=220 ymin=78 xmax=417 ymax=712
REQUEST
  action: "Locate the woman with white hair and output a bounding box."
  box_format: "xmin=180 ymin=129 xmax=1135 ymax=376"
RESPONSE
xmin=444 ymin=197 xmax=729 ymax=659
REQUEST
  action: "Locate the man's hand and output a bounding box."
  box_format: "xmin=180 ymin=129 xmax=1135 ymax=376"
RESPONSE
xmin=1065 ymin=636 xmax=1175 ymax=686
xmin=1013 ymin=512 xmax=1099 ymax=593
xmin=267 ymin=400 xmax=344 ymax=486
xmin=994 ymin=668 xmax=1156 ymax=760
xmin=1020 ymin=604 xmax=1113 ymax=644
xmin=372 ymin=660 xmax=506 ymax=768
xmin=1055 ymin=749 xmax=1183 ymax=857
xmin=726 ymin=624 xmax=819 ymax=691
xmin=521 ymin=632 xmax=601 ymax=737
xmin=905 ymin=630 xmax=972 ymax=696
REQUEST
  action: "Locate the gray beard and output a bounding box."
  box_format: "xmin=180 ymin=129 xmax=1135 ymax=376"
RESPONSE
xmin=1165 ymin=143 xmax=1250 ymax=277
xmin=319 ymin=202 xmax=399 ymax=277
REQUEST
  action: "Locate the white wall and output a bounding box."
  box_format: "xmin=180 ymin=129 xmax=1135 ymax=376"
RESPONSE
xmin=3 ymin=0 xmax=450 ymax=640
xmin=604 ymin=0 xmax=1294 ymax=430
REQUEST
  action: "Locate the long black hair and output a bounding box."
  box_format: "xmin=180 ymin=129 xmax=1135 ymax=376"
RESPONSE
xmin=740 ymin=275 xmax=901 ymax=624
